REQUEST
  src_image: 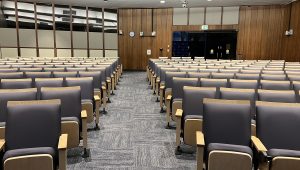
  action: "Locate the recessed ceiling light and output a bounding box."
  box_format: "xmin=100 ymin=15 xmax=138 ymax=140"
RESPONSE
xmin=160 ymin=0 xmax=166 ymax=4
xmin=207 ymin=0 xmax=212 ymax=1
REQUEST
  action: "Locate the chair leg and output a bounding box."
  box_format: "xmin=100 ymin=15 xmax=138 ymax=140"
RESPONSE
xmin=175 ymin=146 xmax=182 ymax=155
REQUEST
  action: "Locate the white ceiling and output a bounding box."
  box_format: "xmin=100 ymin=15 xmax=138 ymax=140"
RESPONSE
xmin=23 ymin=0 xmax=293 ymax=8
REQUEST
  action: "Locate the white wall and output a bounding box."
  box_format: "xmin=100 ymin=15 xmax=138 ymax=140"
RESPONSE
xmin=0 ymin=28 xmax=17 ymax=47
xmin=19 ymin=29 xmax=36 ymax=47
xmin=104 ymin=33 xmax=118 ymax=49
xmin=173 ymin=8 xmax=188 ymax=25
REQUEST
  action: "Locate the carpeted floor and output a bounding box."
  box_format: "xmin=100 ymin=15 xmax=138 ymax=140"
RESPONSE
xmin=67 ymin=71 xmax=196 ymax=170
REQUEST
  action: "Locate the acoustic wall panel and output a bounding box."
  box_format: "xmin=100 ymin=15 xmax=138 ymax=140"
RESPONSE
xmin=38 ymin=30 xmax=54 ymax=48
xmin=0 ymin=28 xmax=18 ymax=47
xmin=39 ymin=48 xmax=55 ymax=57
xmin=89 ymin=32 xmax=103 ymax=49
xmin=21 ymin=48 xmax=36 ymax=57
xmin=56 ymin=31 xmax=71 ymax=48
xmin=105 ymin=50 xmax=118 ymax=58
xmin=90 ymin=50 xmax=103 ymax=57
xmin=104 ymin=33 xmax=118 ymax=49
xmin=173 ymin=8 xmax=188 ymax=25
xmin=73 ymin=31 xmax=87 ymax=48
xmin=206 ymin=7 xmax=222 ymax=25
xmin=74 ymin=49 xmax=87 ymax=57
xmin=189 ymin=8 xmax=205 ymax=25
xmin=57 ymin=49 xmax=71 ymax=57
xmin=19 ymin=29 xmax=36 ymax=47
xmin=223 ymin=7 xmax=240 ymax=25
xmin=1 ymin=48 xmax=18 ymax=58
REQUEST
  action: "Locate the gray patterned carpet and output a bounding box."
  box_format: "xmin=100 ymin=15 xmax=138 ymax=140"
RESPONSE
xmin=67 ymin=71 xmax=197 ymax=170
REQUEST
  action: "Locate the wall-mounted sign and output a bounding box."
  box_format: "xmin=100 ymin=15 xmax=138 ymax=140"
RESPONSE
xmin=201 ymin=25 xmax=209 ymax=30
xmin=129 ymin=32 xmax=135 ymax=37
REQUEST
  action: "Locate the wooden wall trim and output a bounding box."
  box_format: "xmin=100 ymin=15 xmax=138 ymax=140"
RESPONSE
xmin=34 ymin=2 xmax=39 ymax=57
xmin=14 ymin=0 xmax=20 ymax=57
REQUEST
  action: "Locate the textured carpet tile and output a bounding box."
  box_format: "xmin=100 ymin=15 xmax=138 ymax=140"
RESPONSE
xmin=67 ymin=71 xmax=196 ymax=170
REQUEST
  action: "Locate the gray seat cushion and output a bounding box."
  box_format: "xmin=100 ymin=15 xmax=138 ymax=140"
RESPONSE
xmin=268 ymin=149 xmax=300 ymax=158
xmin=208 ymin=143 xmax=253 ymax=158
xmin=3 ymin=147 xmax=56 ymax=162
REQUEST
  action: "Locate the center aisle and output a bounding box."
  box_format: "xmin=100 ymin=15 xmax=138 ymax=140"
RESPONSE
xmin=68 ymin=71 xmax=196 ymax=169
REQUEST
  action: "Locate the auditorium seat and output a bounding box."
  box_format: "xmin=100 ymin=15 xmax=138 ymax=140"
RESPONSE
xmin=1 ymin=78 xmax=32 ymax=89
xmin=200 ymin=78 xmax=228 ymax=88
xmin=260 ymin=80 xmax=291 ymax=90
xmin=253 ymin=101 xmax=300 ymax=170
xmin=25 ymin=72 xmax=52 ymax=79
xmin=65 ymin=77 xmax=100 ymax=129
xmin=165 ymin=77 xmax=199 ymax=128
xmin=41 ymin=86 xmax=88 ymax=156
xmin=53 ymin=72 xmax=77 ymax=78
xmin=197 ymin=99 xmax=252 ymax=170
xmin=0 ymin=72 xmax=24 ymax=79
xmin=229 ymin=79 xmax=259 ymax=89
xmin=2 ymin=100 xmax=67 ymax=170
xmin=257 ymin=89 xmax=297 ymax=103
xmin=175 ymin=87 xmax=217 ymax=154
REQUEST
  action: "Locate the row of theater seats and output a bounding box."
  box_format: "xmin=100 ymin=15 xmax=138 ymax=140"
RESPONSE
xmin=147 ymin=58 xmax=300 ymax=170
xmin=0 ymin=57 xmax=123 ymax=170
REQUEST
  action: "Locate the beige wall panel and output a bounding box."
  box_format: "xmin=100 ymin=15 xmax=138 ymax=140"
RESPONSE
xmin=105 ymin=50 xmax=118 ymax=58
xmin=1 ymin=48 xmax=18 ymax=58
xmin=19 ymin=29 xmax=36 ymax=47
xmin=173 ymin=8 xmax=188 ymax=25
xmin=189 ymin=8 xmax=205 ymax=25
xmin=223 ymin=7 xmax=240 ymax=25
xmin=38 ymin=30 xmax=54 ymax=48
xmin=56 ymin=31 xmax=71 ymax=48
xmin=89 ymin=32 xmax=103 ymax=49
xmin=0 ymin=28 xmax=18 ymax=47
xmin=21 ymin=48 xmax=36 ymax=57
xmin=206 ymin=7 xmax=222 ymax=25
xmin=90 ymin=50 xmax=103 ymax=58
xmin=74 ymin=49 xmax=87 ymax=57
xmin=73 ymin=31 xmax=87 ymax=48
xmin=39 ymin=48 xmax=55 ymax=58
xmin=104 ymin=33 xmax=118 ymax=49
xmin=57 ymin=49 xmax=71 ymax=57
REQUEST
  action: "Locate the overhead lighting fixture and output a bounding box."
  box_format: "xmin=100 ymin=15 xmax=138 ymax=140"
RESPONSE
xmin=160 ymin=0 xmax=166 ymax=3
xmin=207 ymin=0 xmax=212 ymax=1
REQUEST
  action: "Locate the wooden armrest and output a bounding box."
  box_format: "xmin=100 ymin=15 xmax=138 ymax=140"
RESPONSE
xmin=58 ymin=134 xmax=68 ymax=150
xmin=251 ymin=136 xmax=267 ymax=152
xmin=81 ymin=110 xmax=87 ymax=119
xmin=156 ymin=79 xmax=160 ymax=83
xmin=0 ymin=139 xmax=5 ymax=151
xmin=175 ymin=109 xmax=183 ymax=118
xmin=196 ymin=131 xmax=205 ymax=146
xmin=94 ymin=95 xmax=100 ymax=101
xmin=153 ymin=75 xmax=157 ymax=78
xmin=160 ymin=86 xmax=165 ymax=90
xmin=166 ymin=95 xmax=172 ymax=101
xmin=102 ymin=86 xmax=106 ymax=90
xmin=106 ymin=80 xmax=111 ymax=83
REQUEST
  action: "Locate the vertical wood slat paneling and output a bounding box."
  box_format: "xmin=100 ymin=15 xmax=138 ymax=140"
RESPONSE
xmin=118 ymin=8 xmax=173 ymax=70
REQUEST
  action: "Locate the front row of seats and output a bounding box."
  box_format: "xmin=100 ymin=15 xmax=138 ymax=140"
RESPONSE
xmin=193 ymin=99 xmax=300 ymax=170
xmin=1 ymin=100 xmax=68 ymax=170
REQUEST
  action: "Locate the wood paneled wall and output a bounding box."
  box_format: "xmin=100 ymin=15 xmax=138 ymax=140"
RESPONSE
xmin=237 ymin=5 xmax=289 ymax=60
xmin=282 ymin=0 xmax=300 ymax=61
xmin=118 ymin=9 xmax=173 ymax=70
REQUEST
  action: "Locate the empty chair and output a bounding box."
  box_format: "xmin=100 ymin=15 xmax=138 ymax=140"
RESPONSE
xmin=288 ymin=75 xmax=300 ymax=81
xmin=44 ymin=68 xmax=65 ymax=72
xmin=257 ymin=89 xmax=297 ymax=103
xmin=25 ymin=72 xmax=52 ymax=79
xmin=179 ymin=68 xmax=198 ymax=73
xmin=236 ymin=73 xmax=260 ymax=80
xmin=1 ymin=78 xmax=32 ymax=89
xmin=19 ymin=68 xmax=43 ymax=72
xmin=211 ymin=72 xmax=235 ymax=79
xmin=175 ymin=87 xmax=217 ymax=154
xmin=196 ymin=99 xmax=252 ymax=170
xmin=41 ymin=86 xmax=88 ymax=156
xmin=240 ymin=69 xmax=261 ymax=74
xmin=0 ymin=72 xmax=23 ymax=79
xmin=260 ymin=80 xmax=291 ymax=90
xmin=165 ymin=77 xmax=199 ymax=128
xmin=53 ymin=71 xmax=77 ymax=78
xmin=261 ymin=74 xmax=287 ymax=81
xmin=0 ymin=68 xmax=18 ymax=73
xmin=253 ymin=101 xmax=300 ymax=170
xmin=230 ymin=79 xmax=259 ymax=89
xmin=0 ymin=88 xmax=37 ymax=139
xmin=199 ymin=68 xmax=219 ymax=73
xmin=262 ymin=70 xmax=285 ymax=74
xmin=187 ymin=72 xmax=210 ymax=79
xmin=219 ymin=69 xmax=240 ymax=73
xmin=160 ymin=72 xmax=186 ymax=112
xmin=66 ymin=67 xmax=86 ymax=72
xmin=79 ymin=71 xmax=107 ymax=113
xmin=293 ymin=81 xmax=300 ymax=91
xmin=200 ymin=78 xmax=228 ymax=88
xmin=1 ymin=100 xmax=67 ymax=170
xmin=65 ymin=77 xmax=100 ymax=129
